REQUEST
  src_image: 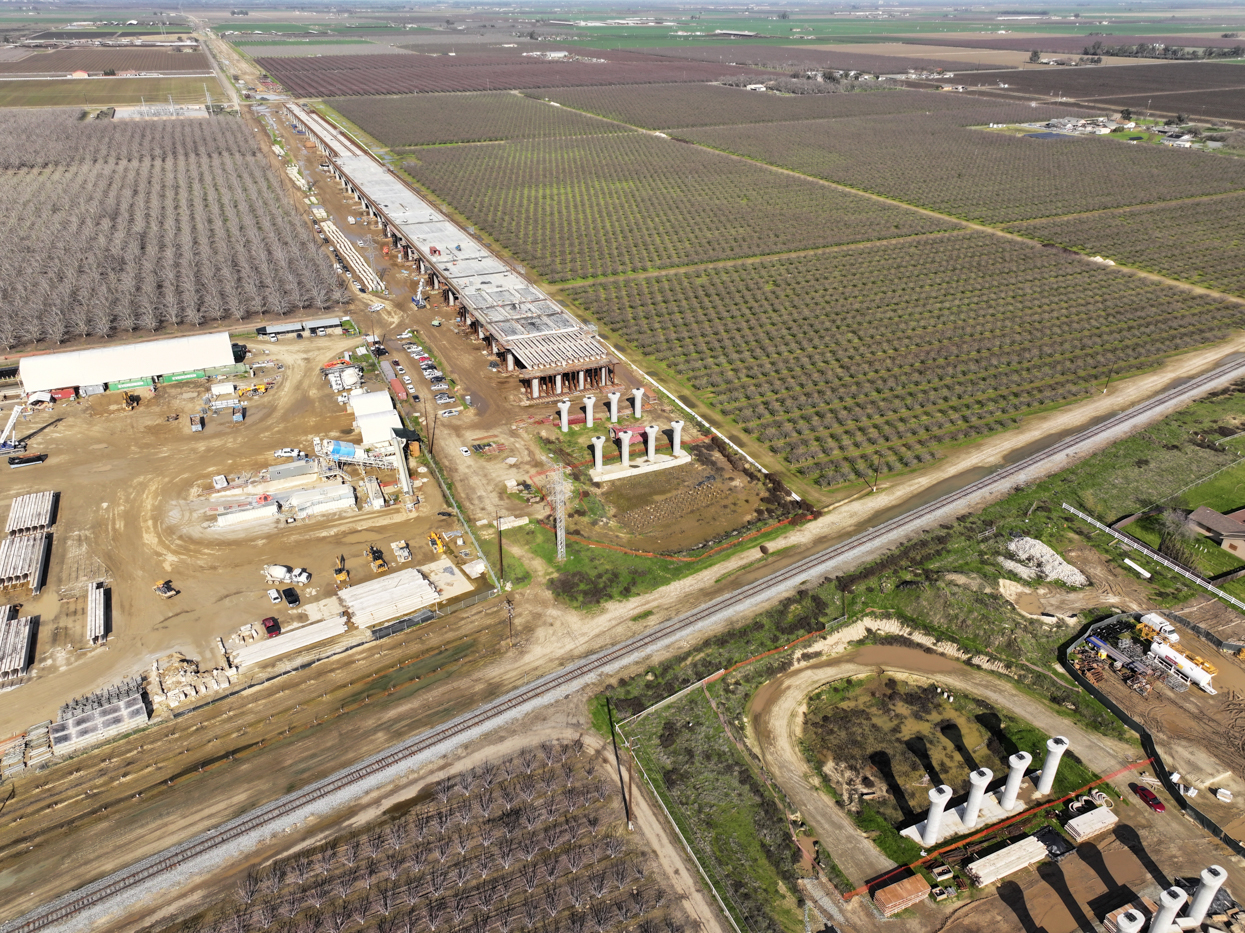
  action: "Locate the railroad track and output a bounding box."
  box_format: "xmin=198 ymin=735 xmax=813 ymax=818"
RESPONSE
xmin=7 ymin=356 xmax=1245 ymax=933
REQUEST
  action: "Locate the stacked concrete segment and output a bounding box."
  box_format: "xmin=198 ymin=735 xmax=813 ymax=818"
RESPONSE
xmin=0 ymin=532 xmax=50 ymax=592
xmin=87 ymin=581 xmax=107 ymax=645
xmin=5 ymin=490 xmax=56 ymax=535
xmin=0 ymin=608 xmax=32 ymax=683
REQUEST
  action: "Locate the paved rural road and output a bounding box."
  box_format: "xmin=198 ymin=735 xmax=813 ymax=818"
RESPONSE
xmin=8 ymin=352 xmax=1245 ymax=933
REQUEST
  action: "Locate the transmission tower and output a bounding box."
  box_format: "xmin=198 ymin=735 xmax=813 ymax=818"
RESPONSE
xmin=547 ymin=464 xmax=568 ymax=562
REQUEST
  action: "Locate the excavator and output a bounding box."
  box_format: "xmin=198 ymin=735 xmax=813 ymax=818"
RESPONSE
xmin=427 ymin=531 xmax=446 ymax=555
xmin=124 ymin=393 xmax=141 ymax=412
xmin=365 ymin=544 xmax=388 ymax=573
xmin=334 ymin=554 xmax=350 ymax=587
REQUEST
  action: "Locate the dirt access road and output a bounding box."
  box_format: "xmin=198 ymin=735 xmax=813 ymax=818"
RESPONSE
xmin=749 ymin=643 xmax=1245 ymax=933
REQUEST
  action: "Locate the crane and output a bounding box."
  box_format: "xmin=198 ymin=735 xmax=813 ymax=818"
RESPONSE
xmin=412 ymin=279 xmax=426 ymax=309
xmin=0 ymin=405 xmax=25 ymax=452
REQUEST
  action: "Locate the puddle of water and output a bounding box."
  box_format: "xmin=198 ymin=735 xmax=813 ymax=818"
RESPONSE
xmin=1002 ymin=410 xmax=1121 ymax=465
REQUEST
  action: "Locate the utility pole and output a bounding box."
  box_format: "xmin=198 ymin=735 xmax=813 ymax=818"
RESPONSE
xmin=870 ymin=454 xmax=883 ymax=492
xmin=497 ymin=510 xmax=504 ymax=582
xmin=505 ymin=598 xmax=514 ymax=647
xmin=605 ymin=698 xmax=633 ymax=831
xmin=1102 ymin=363 xmax=1116 ymax=395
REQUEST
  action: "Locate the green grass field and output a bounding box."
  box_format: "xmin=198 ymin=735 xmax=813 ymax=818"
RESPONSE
xmin=0 ymin=76 xmax=219 ymax=107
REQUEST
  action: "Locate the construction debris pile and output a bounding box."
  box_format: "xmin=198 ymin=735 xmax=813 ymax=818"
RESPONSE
xmin=147 ymin=654 xmax=240 ymax=709
xmin=1000 ymin=536 xmax=1089 ymax=587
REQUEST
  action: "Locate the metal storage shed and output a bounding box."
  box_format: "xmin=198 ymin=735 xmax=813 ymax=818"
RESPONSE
xmin=358 ymin=410 xmax=403 ymax=446
xmin=19 ymin=332 xmax=234 ymax=394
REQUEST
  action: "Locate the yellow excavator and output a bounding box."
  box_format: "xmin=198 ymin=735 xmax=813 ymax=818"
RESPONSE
xmin=365 ymin=544 xmax=388 ymax=573
xmin=427 ymin=531 xmax=446 ymax=555
xmin=334 ymin=554 xmax=349 ymax=587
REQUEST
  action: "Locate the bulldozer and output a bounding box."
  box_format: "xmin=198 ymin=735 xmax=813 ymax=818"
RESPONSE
xmin=365 ymin=544 xmax=388 ymax=573
xmin=427 ymin=531 xmax=446 ymax=555
xmin=153 ymin=580 xmax=179 ymax=599
xmin=124 ymin=393 xmax=141 ymax=411
xmin=334 ymin=554 xmax=350 ymax=587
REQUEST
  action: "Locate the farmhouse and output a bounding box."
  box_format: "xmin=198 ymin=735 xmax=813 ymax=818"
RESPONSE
xmin=19 ymin=331 xmax=236 ymax=395
xmin=1186 ymin=506 xmax=1245 ymax=554
xmin=287 ymin=104 xmax=617 ymax=401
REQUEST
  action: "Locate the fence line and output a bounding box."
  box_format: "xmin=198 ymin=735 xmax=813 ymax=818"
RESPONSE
xmin=615 ymin=722 xmax=748 ymax=933
xmin=421 ymin=443 xmax=499 ymax=589
xmin=1062 ymin=503 xmax=1245 ymax=612
xmin=617 ymin=672 xmax=722 ymax=728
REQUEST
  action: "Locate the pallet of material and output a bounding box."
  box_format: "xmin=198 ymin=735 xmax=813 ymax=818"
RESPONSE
xmin=86 ymin=581 xmax=107 ymax=644
xmin=49 ymin=693 xmax=147 ymax=755
xmin=0 ymin=612 xmax=33 ymax=682
xmin=0 ymin=533 xmax=49 ymax=592
xmin=5 ymin=490 xmax=56 ymax=535
xmin=338 ymin=567 xmax=439 ymax=628
xmin=873 ymin=874 xmax=931 ymax=917
xmin=230 ymin=616 xmax=349 ymax=670
xmin=1065 ymin=806 xmax=1118 ymax=842
xmin=965 ymin=836 xmax=1048 ymax=886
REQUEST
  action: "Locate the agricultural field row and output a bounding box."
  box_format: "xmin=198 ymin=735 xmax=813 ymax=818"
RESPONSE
xmin=680 ymin=112 xmax=1245 ymax=223
xmin=255 ymin=53 xmax=762 ymax=96
xmin=234 ymin=41 xmax=402 ymax=58
xmin=634 ymin=42 xmax=1003 ymax=75
xmin=965 ymin=60 xmax=1245 ymax=99
xmin=565 ymin=231 xmax=1242 ymax=488
xmin=159 ymin=742 xmax=689 ymax=933
xmin=0 ymin=110 xmax=342 ymax=349
xmin=1009 ymin=192 xmax=1245 ymax=299
xmin=0 ymin=47 xmax=209 ymax=74
xmin=901 ymin=33 xmax=1245 ymax=54
xmin=330 ymin=92 xmax=628 ymax=147
xmin=0 ymin=76 xmax=215 ymax=108
xmin=522 ymin=83 xmax=1048 ymax=131
xmin=1095 ymin=89 xmax=1245 ymax=123
xmin=402 ymin=132 xmax=953 ymax=282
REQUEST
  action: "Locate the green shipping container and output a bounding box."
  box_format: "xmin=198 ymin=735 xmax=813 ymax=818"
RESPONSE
xmin=162 ymin=370 xmax=206 ymax=384
xmin=108 ymin=377 xmax=154 ymax=391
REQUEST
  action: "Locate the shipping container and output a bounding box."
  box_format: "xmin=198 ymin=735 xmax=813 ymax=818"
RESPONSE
xmin=389 ymin=378 xmax=407 ymax=401
xmin=49 ymin=388 xmax=76 ymax=400
xmin=163 ymin=370 xmax=206 ymax=384
xmin=107 ymin=377 xmax=153 ymax=391
xmin=210 ymin=383 xmax=237 ymax=397
xmin=79 ymin=384 xmax=106 ymax=397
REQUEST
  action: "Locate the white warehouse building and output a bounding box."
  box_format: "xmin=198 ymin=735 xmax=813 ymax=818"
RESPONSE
xmin=19 ymin=332 xmax=236 ymax=395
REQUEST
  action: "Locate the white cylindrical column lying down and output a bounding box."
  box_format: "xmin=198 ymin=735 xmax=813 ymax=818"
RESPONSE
xmin=1151 ymin=887 xmax=1187 ymax=933
xmin=608 ymin=392 xmax=620 ymax=423
xmin=590 ymin=436 xmax=605 ymax=472
xmin=671 ymin=420 xmax=684 ymax=456
xmin=1036 ymin=736 xmax=1069 ymax=795
xmin=646 ymin=425 xmax=658 ymax=461
xmin=1188 ymin=865 xmax=1228 ymax=925
xmin=1000 ymin=751 xmax=1032 ymax=811
xmin=1116 ymin=909 xmax=1145 ymax=933
xmin=558 ymin=400 xmax=571 ymax=433
xmin=619 ymin=431 xmax=632 ymax=469
xmin=961 ymin=768 xmax=993 ymax=830
xmin=922 ymin=785 xmax=954 ymax=847
xmin=632 ymin=387 xmax=644 ymax=418
xmin=584 ymin=395 xmax=595 ymax=428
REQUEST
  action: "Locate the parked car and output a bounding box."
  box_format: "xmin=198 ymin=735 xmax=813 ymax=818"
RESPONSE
xmin=402 ymin=376 xmax=413 ymax=385
xmin=262 ymin=616 xmax=281 ymax=637
xmin=282 ymin=587 xmax=301 ymax=608
xmin=430 ymin=382 xmax=449 ymax=391
xmin=441 ymin=409 xmax=460 ymax=418
xmin=267 ymin=588 xmax=281 ymax=604
xmin=395 ymin=365 xmax=406 ymax=375
xmin=460 ymin=446 xmax=471 ymax=457
xmin=1135 ymin=786 xmax=1166 ymax=813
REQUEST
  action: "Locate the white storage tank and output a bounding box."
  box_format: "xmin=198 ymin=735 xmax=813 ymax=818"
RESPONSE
xmin=1149 ymin=641 xmax=1212 ymax=689
xmin=342 ymin=368 xmax=362 ymax=388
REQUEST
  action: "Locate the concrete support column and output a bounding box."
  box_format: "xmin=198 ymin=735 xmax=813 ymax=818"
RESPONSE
xmin=578 ymin=370 xmax=585 ymax=391
xmin=584 ymin=395 xmax=595 ymax=428
xmin=961 ymin=768 xmax=993 ymax=830
xmin=531 ymin=378 xmax=540 ymax=400
xmin=1036 ymin=737 xmax=1069 ymax=795
xmin=507 ymin=351 xmax=515 ymax=372
xmin=1116 ymin=910 xmax=1145 ymax=933
xmin=646 ymin=425 xmax=658 ymax=461
xmin=555 ymin=373 xmax=563 ymax=395
xmin=922 ymin=785 xmax=953 ymax=848
xmin=1189 ymin=866 xmax=1228 ymax=925
xmin=671 ymin=420 xmax=684 ymax=457
xmin=619 ymin=432 xmax=632 ymax=469
xmin=591 ymin=436 xmax=605 ymax=471
xmin=558 ymin=400 xmax=571 ymax=433
xmin=600 ymin=366 xmax=607 ymax=386
xmin=1000 ymin=751 xmax=1031 ymax=811
xmin=608 ymin=392 xmax=620 ymax=423
xmin=1152 ymin=887 xmax=1187 ymax=933
xmin=632 ymin=387 xmax=644 ymax=418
